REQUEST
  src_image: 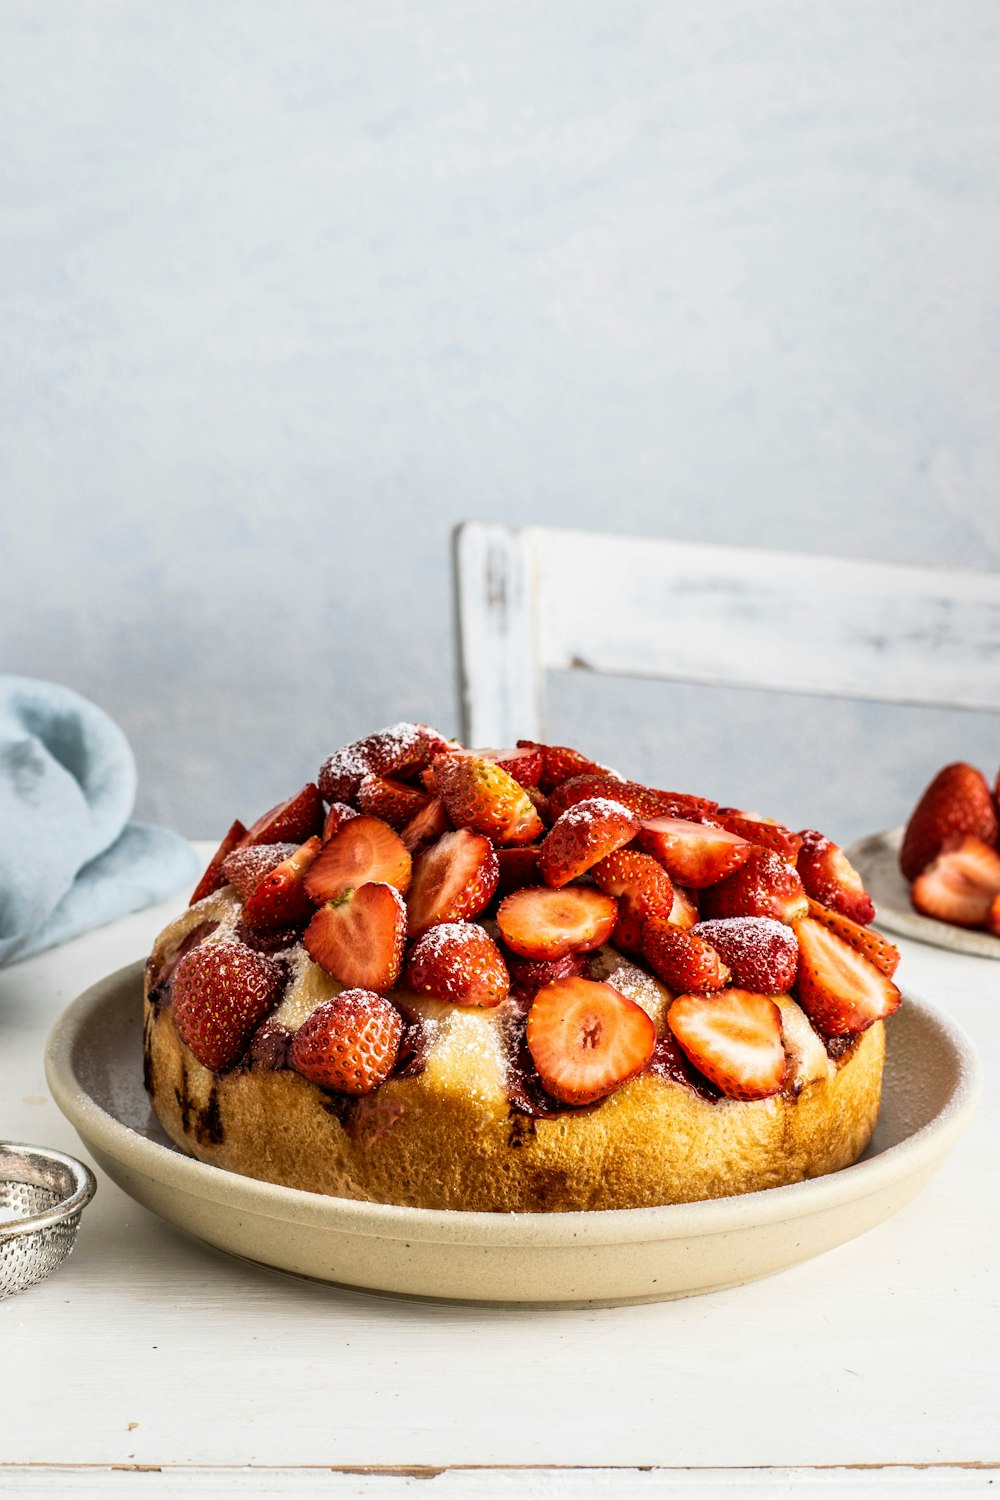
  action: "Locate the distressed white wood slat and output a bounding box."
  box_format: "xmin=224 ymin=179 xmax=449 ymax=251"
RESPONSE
xmin=453 ymin=523 xmax=545 ymax=746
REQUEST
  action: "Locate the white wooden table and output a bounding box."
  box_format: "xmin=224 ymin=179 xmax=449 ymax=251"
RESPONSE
xmin=1 ymin=847 xmax=998 ymax=1497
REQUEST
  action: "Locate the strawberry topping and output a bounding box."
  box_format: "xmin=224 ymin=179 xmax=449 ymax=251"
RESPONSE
xmin=242 ymin=836 xmax=322 ymax=930
xmin=591 ymin=848 xmax=674 ymax=953
xmin=433 ymin=753 xmax=544 ymax=845
xmin=222 ymin=842 xmax=297 ymax=902
xmin=796 ymin=829 xmax=875 ymax=925
xmin=716 ymin=810 xmax=802 ymax=862
xmin=805 ymin=899 xmax=900 ymax=978
xmin=304 ymin=816 xmax=412 ymax=903
xmin=473 ymin=745 xmax=544 ymax=786
xmin=357 ymin=773 xmax=431 ymax=830
xmin=304 ymin=882 xmax=407 ymax=992
xmin=641 ymin=918 xmax=730 ymax=993
xmin=700 ymin=847 xmax=808 ymax=924
xmin=525 ymin=977 xmax=656 ymax=1105
xmin=399 ymin=797 xmax=451 ymax=854
xmin=496 ymin=846 xmax=543 ymax=896
xmin=692 ymin=917 xmax=799 ymax=993
xmin=406 ymin=828 xmax=499 ymax=935
xmin=538 ymin=798 xmax=639 ymax=888
xmin=172 ymin=939 xmax=283 ymax=1072
xmin=668 ymin=990 xmax=786 ymax=1100
xmin=289 ymin=990 xmax=402 ymax=1094
xmin=406 ymin=922 xmax=510 ymax=1007
xmin=322 ymin=802 xmax=359 ymax=841
xmin=793 ymin=916 xmax=901 ymax=1036
xmin=189 ymin=820 xmax=248 ymax=905
xmin=241 ymin=784 xmax=324 ymax=847
xmin=635 ymin=817 xmax=752 ymax=889
xmin=496 ymin=886 xmax=617 ymax=960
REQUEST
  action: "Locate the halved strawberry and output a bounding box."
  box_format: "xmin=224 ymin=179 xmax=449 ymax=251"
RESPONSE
xmin=496 ymin=886 xmax=617 ymax=959
xmin=405 ymin=922 xmax=510 ymax=1007
xmin=399 ymin=797 xmax=451 ymax=854
xmin=700 ymin=847 xmax=808 ymax=924
xmin=796 ymin=830 xmax=875 ymax=924
xmin=433 ymin=753 xmax=544 ymax=845
xmin=172 ymin=939 xmax=283 ymax=1071
xmin=538 ymin=798 xmax=639 ymax=888
xmin=289 ymin=989 xmax=402 ymax=1094
xmin=189 ymin=820 xmax=248 ymax=905
xmin=357 ymin=772 xmax=430 ymax=829
xmin=669 ymin=885 xmax=699 ymax=929
xmin=910 ymin=834 xmax=1000 ymax=929
xmin=641 ymin=918 xmax=730 ymax=992
xmin=241 ymin=784 xmax=324 ymax=847
xmin=318 ymin=722 xmax=446 ymax=803
xmin=223 ymin=842 xmax=297 ymax=901
xmin=793 ymin=917 xmax=901 ymax=1036
xmin=692 ymin=917 xmax=799 ymax=993
xmin=635 ymin=817 xmax=752 ymax=889
xmin=473 ymin=745 xmax=544 ymax=786
xmin=900 ymin=762 xmax=999 ymax=882
xmin=304 ymin=816 xmax=412 ymax=903
xmin=525 ymin=977 xmax=656 ymax=1105
xmin=242 ymin=836 xmax=322 ymax=930
xmin=516 ymin=741 xmax=610 ymax=794
xmin=304 ymin=882 xmax=407 ymax=991
xmin=505 ymin=951 xmax=590 ymax=996
xmin=322 ymin=802 xmax=359 ymax=841
xmin=716 ymin=809 xmax=802 ymax=862
xmin=547 ymin=774 xmax=715 ymax=825
xmin=496 ymin=846 xmax=542 ymax=896
xmin=668 ymin=990 xmax=786 ymax=1100
xmin=806 ymin=898 xmax=900 ymax=978
xmin=406 ymin=828 xmax=499 ymax=935
xmin=591 ymin=848 xmax=674 ymax=953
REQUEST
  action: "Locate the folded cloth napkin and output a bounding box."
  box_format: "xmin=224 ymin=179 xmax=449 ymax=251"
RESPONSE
xmin=0 ymin=676 xmax=200 ymax=966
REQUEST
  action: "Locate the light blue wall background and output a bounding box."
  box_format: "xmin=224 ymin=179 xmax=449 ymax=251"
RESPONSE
xmin=2 ymin=1 xmax=998 ymax=840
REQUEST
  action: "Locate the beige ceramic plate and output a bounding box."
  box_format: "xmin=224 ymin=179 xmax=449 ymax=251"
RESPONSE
xmin=46 ymin=961 xmax=980 ymax=1306
xmin=848 ymin=826 xmax=1000 ymax=960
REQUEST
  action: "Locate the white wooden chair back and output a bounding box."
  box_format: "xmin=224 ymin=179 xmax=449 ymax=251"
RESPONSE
xmin=453 ymin=523 xmax=1000 ymax=747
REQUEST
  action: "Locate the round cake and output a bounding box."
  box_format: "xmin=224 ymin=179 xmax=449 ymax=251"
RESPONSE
xmin=143 ymin=725 xmax=900 ymax=1212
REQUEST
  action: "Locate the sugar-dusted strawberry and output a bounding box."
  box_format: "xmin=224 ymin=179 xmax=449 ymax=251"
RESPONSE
xmin=796 ymin=829 xmax=875 ymax=924
xmin=242 ymin=836 xmax=322 ymax=930
xmin=289 ymin=989 xmax=402 ymax=1094
xmin=505 ymin=951 xmax=590 ymax=995
xmin=318 ymin=722 xmax=447 ymax=803
xmin=433 ymin=753 xmax=544 ymax=845
xmin=497 ymin=886 xmax=617 ymax=959
xmin=241 ymin=783 xmax=324 ymax=847
xmin=806 ymin=898 xmax=900 ymax=978
xmin=516 ymin=741 xmax=610 ymax=794
xmin=538 ymin=798 xmax=640 ymax=888
xmin=668 ymin=990 xmax=786 ymax=1100
xmin=322 ymin=802 xmax=359 ymax=841
xmin=304 ymin=882 xmax=407 ymax=991
xmin=399 ymin=797 xmax=451 ymax=855
xmin=189 ymin=820 xmax=248 ymax=905
xmin=525 ymin=977 xmax=656 ymax=1105
xmin=546 ymin=774 xmax=715 ymax=825
xmin=496 ymin=846 xmax=542 ymax=896
xmin=793 ymin=916 xmax=901 ymax=1036
xmin=318 ymin=742 xmax=372 ymax=804
xmin=405 ymin=922 xmax=510 ymax=1007
xmin=223 ymin=842 xmax=298 ymax=901
xmin=900 ymin=762 xmax=999 ymax=882
xmin=669 ymin=885 xmax=699 ymax=929
xmin=305 ymin=816 xmax=412 ymax=903
xmin=172 ymin=939 xmax=283 ymax=1071
xmin=473 ymin=745 xmax=544 ymax=786
xmin=910 ymin=834 xmax=1000 ymax=929
xmin=641 ymin=918 xmax=730 ymax=993
xmin=692 ymin=917 xmax=799 ymax=993
xmin=716 ymin=809 xmax=802 ymax=862
xmin=635 ymin=817 xmax=752 ymax=889
xmin=700 ymin=847 xmax=808 ymax=924
xmin=357 ymin=772 xmax=431 ymax=829
xmin=591 ymin=848 xmax=674 ymax=953
xmin=406 ymin=828 xmax=499 ymax=935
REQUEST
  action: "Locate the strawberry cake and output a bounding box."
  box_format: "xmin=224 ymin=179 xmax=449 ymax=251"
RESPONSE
xmin=143 ymin=725 xmax=901 ymax=1212
xmin=900 ymin=761 xmax=1000 ymax=934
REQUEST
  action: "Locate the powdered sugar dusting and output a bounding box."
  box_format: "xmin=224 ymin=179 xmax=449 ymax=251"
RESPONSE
xmin=554 ymin=797 xmax=636 ymax=829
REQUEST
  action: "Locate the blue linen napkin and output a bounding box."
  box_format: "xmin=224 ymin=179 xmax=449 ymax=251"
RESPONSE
xmin=0 ymin=676 xmax=201 ymax=966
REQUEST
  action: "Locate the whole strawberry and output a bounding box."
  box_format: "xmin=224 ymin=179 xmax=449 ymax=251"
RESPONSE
xmin=172 ymin=939 xmax=283 ymax=1071
xmin=900 ymin=762 xmax=999 ymax=882
xmin=692 ymin=917 xmax=799 ymax=993
xmin=289 ymin=990 xmax=402 ymax=1094
xmin=405 ymin=922 xmax=510 ymax=1006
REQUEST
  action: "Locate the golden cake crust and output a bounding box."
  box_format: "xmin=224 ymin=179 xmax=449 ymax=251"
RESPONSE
xmin=143 ymin=892 xmax=885 ymax=1212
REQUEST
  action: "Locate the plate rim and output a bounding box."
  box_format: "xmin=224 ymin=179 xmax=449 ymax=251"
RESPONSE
xmin=45 ymin=959 xmax=982 ymax=1251
xmin=847 ymin=825 xmax=1000 ymax=959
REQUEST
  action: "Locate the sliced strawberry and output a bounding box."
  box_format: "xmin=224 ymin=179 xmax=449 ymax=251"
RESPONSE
xmin=806 ymin=898 xmax=900 ymax=978
xmin=716 ymin=809 xmax=802 ymax=862
xmin=496 ymin=846 xmax=542 ymax=896
xmin=910 ymin=834 xmax=1000 ymax=929
xmin=357 ymin=772 xmax=431 ymax=829
xmin=525 ymin=977 xmax=656 ymax=1105
xmin=591 ymin=848 xmax=674 ymax=953
xmin=242 ymin=836 xmax=322 ymax=930
xmin=172 ymin=939 xmax=283 ymax=1071
xmin=668 ymin=990 xmax=786 ymax=1100
xmin=289 ymin=989 xmax=402 ymax=1094
xmin=692 ymin=917 xmax=799 ymax=993
xmin=473 ymin=745 xmax=544 ymax=786
xmin=496 ymin=886 xmax=617 ymax=959
xmin=189 ymin=820 xmax=248 ymax=905
xmin=793 ymin=916 xmax=901 ymax=1036
xmin=399 ymin=797 xmax=451 ymax=855
xmin=223 ymin=842 xmax=298 ymax=901
xmin=547 ymin=774 xmax=715 ymax=825
xmin=516 ymin=741 xmax=610 ymax=794
xmin=304 ymin=882 xmax=407 ymax=991
xmin=505 ymin=951 xmax=590 ymax=996
xmin=433 ymin=753 xmax=544 ymax=845
xmin=304 ymin=816 xmax=412 ymax=903
xmin=635 ymin=817 xmax=752 ymax=889
xmin=669 ymin=885 xmax=699 ymax=929
xmin=538 ymin=798 xmax=639 ymax=888
xmin=900 ymin=762 xmax=999 ymax=882
xmin=641 ymin=917 xmax=730 ymax=992
xmin=796 ymin=829 xmax=875 ymax=924
xmin=700 ymin=847 xmax=808 ymax=924
xmin=241 ymin=784 xmax=324 ymax=847
xmin=406 ymin=828 xmax=499 ymax=935
xmin=323 ymin=802 xmax=359 ymax=841
xmin=405 ymin=922 xmax=510 ymax=1007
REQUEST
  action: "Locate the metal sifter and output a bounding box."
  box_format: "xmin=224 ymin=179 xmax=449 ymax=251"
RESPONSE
xmin=0 ymin=1141 xmax=96 ymax=1299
